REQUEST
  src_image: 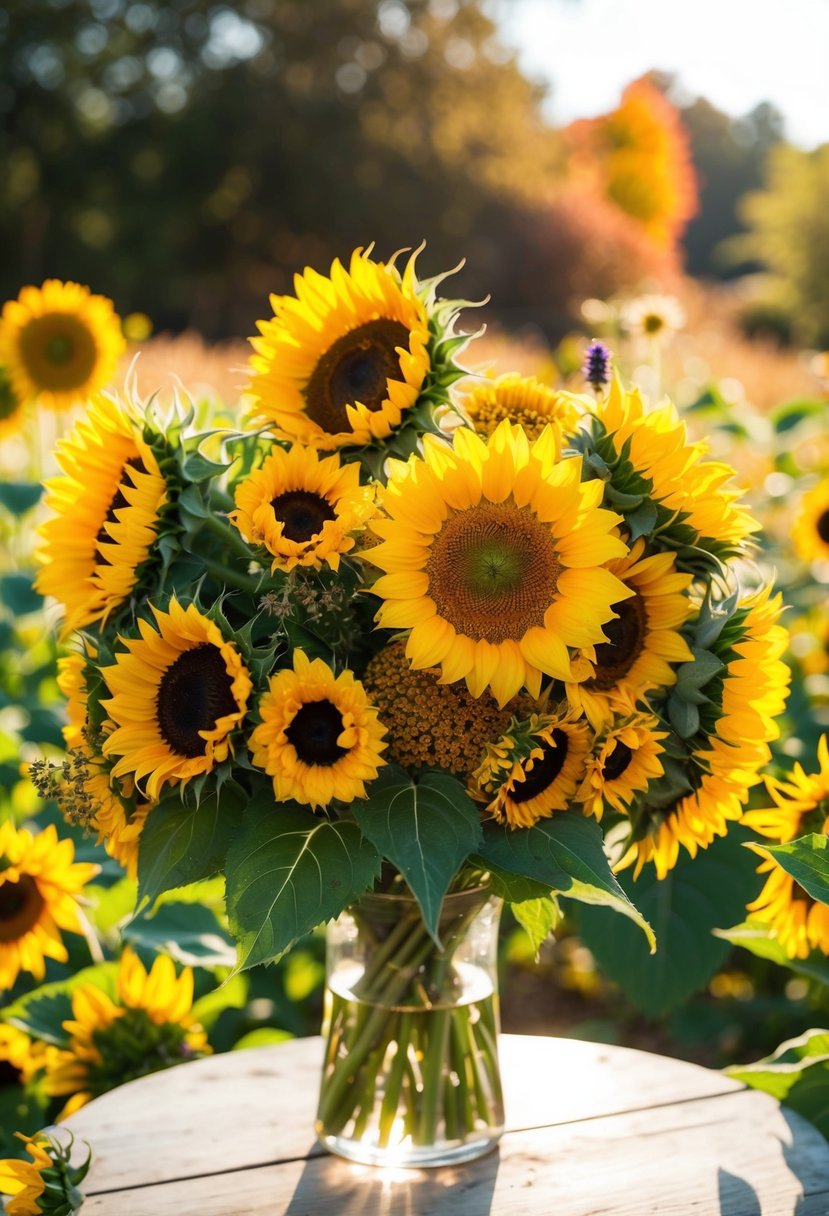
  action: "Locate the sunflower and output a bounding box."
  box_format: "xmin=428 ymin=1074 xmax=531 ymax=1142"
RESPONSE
xmin=248 ymin=248 xmax=432 ymax=448
xmin=84 ymin=770 xmax=152 ymax=881
xmin=366 ymin=420 xmax=631 ymax=707
xmin=461 ymin=373 xmax=581 ymax=442
xmin=362 ymin=639 xmax=516 ymax=777
xmin=473 ymin=710 xmax=592 ymax=828
xmin=566 ymin=539 xmax=694 ymax=728
xmin=0 ymin=279 xmax=125 ymax=411
xmin=0 ymin=1132 xmax=89 ymax=1216
xmin=45 ymin=948 xmax=209 ymax=1118
xmin=0 ymin=1025 xmax=41 ymax=1089
xmin=742 ymin=735 xmax=829 ymax=958
xmin=229 ymin=443 xmax=375 ymax=573
xmin=618 ymin=770 xmax=747 ymax=880
xmin=250 ymin=650 xmax=387 ymax=808
xmin=101 ymin=598 xmax=252 ymax=801
xmin=35 ymin=397 xmax=167 ymax=634
xmin=792 ymin=481 xmax=829 ymax=564
xmin=0 ymin=822 xmax=98 ymax=993
xmin=589 ymin=376 xmax=758 ymax=559
xmin=0 ymin=365 xmax=25 ymax=439
xmin=578 ymin=715 xmax=667 ymax=819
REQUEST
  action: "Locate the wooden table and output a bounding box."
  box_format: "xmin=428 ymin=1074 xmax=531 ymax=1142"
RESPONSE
xmin=62 ymin=1034 xmax=829 ymax=1214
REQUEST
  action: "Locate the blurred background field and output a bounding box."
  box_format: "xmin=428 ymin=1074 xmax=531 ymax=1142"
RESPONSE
xmin=2 ymin=0 xmax=829 ymax=1148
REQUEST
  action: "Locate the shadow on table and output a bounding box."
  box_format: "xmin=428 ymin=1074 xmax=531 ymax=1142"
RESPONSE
xmin=780 ymin=1107 xmax=829 ymax=1214
xmin=284 ymin=1147 xmax=501 ymax=1216
xmin=717 ymin=1169 xmax=761 ymax=1215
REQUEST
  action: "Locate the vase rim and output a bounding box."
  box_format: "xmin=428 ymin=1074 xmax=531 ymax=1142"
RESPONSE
xmin=353 ymin=881 xmax=493 ymax=907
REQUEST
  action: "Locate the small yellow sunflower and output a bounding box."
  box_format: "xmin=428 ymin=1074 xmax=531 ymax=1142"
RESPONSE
xmin=45 ymin=948 xmax=209 ymax=1118
xmin=0 ymin=1025 xmax=42 ymax=1088
xmin=742 ymin=735 xmax=829 ymax=959
xmin=792 ymin=481 xmax=829 ymax=564
xmin=473 ymin=710 xmax=592 ymax=828
xmin=0 ymin=822 xmax=98 ymax=992
xmin=56 ymin=652 xmax=90 ymax=751
xmin=84 ymin=770 xmax=152 ymax=881
xmin=461 ymin=372 xmax=581 ymax=442
xmin=35 ymin=397 xmax=167 ymax=634
xmin=248 ymin=248 xmax=431 ymax=448
xmin=366 ymin=420 xmax=631 ymax=707
xmin=593 ymin=376 xmax=759 ymax=555
xmin=566 ymin=539 xmax=694 ymax=727
xmin=250 ymin=650 xmax=387 ymax=808
xmin=617 ymin=771 xmax=746 ymax=880
xmin=578 ymin=715 xmax=667 ymax=819
xmin=0 ymin=279 xmax=125 ymax=410
xmin=0 ymin=1135 xmax=53 ymax=1216
xmin=0 ymin=366 xmax=25 ymax=439
xmin=229 ymin=443 xmax=375 ymax=573
xmin=101 ymin=598 xmax=252 ymax=801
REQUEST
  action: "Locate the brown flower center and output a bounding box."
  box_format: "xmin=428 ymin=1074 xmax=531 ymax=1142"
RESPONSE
xmin=19 ymin=313 xmax=98 ymax=390
xmin=816 ymin=509 xmax=829 ymax=545
xmin=304 ymin=319 xmax=410 ymax=434
xmin=510 ymin=729 xmax=569 ymax=804
xmin=426 ymin=502 xmax=561 ymax=645
xmin=271 ymin=490 xmax=336 ymax=543
xmin=0 ymin=875 xmax=45 ymax=943
xmin=155 ymin=644 xmax=238 ymax=758
xmin=286 ymin=700 xmax=348 ymax=766
xmin=586 ymin=593 xmax=646 ymax=691
xmin=602 ymin=740 xmax=633 ymax=782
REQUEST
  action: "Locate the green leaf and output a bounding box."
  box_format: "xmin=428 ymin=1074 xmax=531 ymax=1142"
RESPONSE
xmin=511 ymin=895 xmax=561 ymax=959
xmin=0 ymin=482 xmax=43 ymax=515
xmin=714 ymin=921 xmax=829 ymax=986
xmin=765 ymin=834 xmax=829 ymax=905
xmin=770 ymin=396 xmax=826 ymax=433
xmin=727 ymin=1030 xmax=829 ymax=1140
xmin=477 ymin=815 xmax=654 ymax=950
xmin=485 ymin=863 xmax=553 ymax=903
xmin=0 ymin=573 xmax=41 ymax=617
xmin=137 ymin=784 xmax=245 ymax=907
xmin=124 ymin=901 xmax=237 ymax=968
xmin=190 ymin=972 xmax=249 ymax=1030
xmin=354 ymin=766 xmax=483 ymax=944
xmin=226 ymin=800 xmax=381 ymax=971
xmin=667 ymin=691 xmax=700 ymax=738
xmin=3 ymin=964 xmax=118 ymax=1046
xmin=232 ymin=1027 xmax=294 ymax=1050
xmin=575 ymin=828 xmax=759 ymax=1016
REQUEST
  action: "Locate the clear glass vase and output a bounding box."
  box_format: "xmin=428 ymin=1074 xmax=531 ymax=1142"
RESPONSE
xmin=315 ymin=886 xmax=504 ymax=1168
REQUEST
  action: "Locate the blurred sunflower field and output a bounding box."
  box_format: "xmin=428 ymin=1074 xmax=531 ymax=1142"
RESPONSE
xmin=1 ymin=0 xmax=829 ymax=1193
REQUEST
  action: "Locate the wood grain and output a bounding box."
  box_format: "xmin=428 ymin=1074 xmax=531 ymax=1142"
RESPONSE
xmin=77 ymin=1088 xmax=829 ymax=1216
xmin=64 ymin=1034 xmax=744 ymax=1194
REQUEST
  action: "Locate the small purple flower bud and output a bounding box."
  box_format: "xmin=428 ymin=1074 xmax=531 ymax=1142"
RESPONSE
xmin=583 ymin=340 xmax=611 ymax=392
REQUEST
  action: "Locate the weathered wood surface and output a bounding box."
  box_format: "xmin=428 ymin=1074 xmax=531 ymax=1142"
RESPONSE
xmin=64 ymin=1034 xmax=829 ymax=1215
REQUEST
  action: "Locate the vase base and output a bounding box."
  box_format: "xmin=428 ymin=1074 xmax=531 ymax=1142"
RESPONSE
xmin=317 ymin=1127 xmax=503 ymax=1169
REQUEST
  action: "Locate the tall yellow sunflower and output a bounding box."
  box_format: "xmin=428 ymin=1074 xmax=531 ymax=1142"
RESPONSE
xmin=229 ymin=443 xmax=374 ymax=573
xmin=247 ymin=248 xmax=432 ymax=448
xmin=578 ymin=714 xmax=667 ymax=819
xmin=250 ymin=650 xmax=387 ymax=808
xmin=472 ymin=710 xmax=592 ymax=828
xmin=591 ymin=376 xmax=758 ymax=558
xmin=461 ymin=372 xmax=581 ymax=442
xmin=366 ymin=420 xmax=631 ymax=707
xmin=792 ymin=481 xmax=829 ymax=564
xmin=566 ymin=539 xmax=694 ymax=727
xmin=0 ymin=822 xmax=98 ymax=992
xmin=742 ymin=735 xmax=829 ymax=958
xmin=101 ymin=598 xmax=252 ymax=801
xmin=0 ymin=280 xmax=125 ymax=411
xmin=35 ymin=397 xmax=167 ymax=634
xmin=45 ymin=948 xmax=209 ymax=1118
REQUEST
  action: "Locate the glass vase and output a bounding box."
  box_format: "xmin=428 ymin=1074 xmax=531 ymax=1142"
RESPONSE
xmin=315 ymin=886 xmax=504 ymax=1168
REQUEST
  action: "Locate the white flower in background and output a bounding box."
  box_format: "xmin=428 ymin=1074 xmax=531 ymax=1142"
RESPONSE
xmin=622 ymin=293 xmax=686 ymax=341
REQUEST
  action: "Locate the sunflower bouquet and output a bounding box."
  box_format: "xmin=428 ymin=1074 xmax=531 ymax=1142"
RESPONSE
xmin=32 ymin=247 xmax=789 ymax=1164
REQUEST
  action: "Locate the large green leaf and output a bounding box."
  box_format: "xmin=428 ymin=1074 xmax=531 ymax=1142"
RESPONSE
xmin=511 ymin=895 xmax=561 ymax=958
xmin=354 ymin=766 xmax=483 ymax=944
xmin=137 ymin=784 xmax=245 ymax=907
xmin=575 ymin=827 xmax=759 ymax=1016
xmin=476 ymin=815 xmax=654 ymax=949
xmin=226 ymin=801 xmax=381 ymax=971
xmin=727 ymin=1030 xmax=829 ymax=1140
xmin=124 ymin=901 xmax=236 ymax=968
xmin=765 ymin=834 xmax=829 ymax=906
xmin=0 ymin=482 xmax=42 ymax=515
xmin=3 ymin=963 xmax=118 ymax=1046
xmin=0 ymin=573 xmax=41 ymax=616
xmin=714 ymin=921 xmax=829 ymax=986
